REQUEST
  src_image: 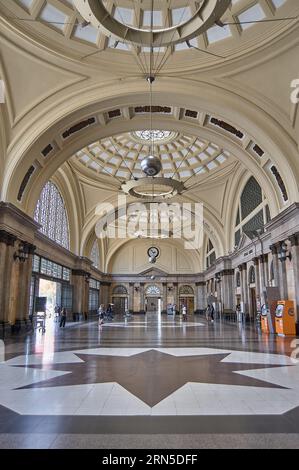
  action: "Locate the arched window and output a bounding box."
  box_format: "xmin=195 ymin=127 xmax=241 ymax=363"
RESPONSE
xmin=179 ymin=285 xmax=194 ymax=295
xmin=34 ymin=181 xmax=69 ymax=249
xmin=206 ymin=238 xmax=216 ymax=269
xmin=236 ymin=271 xmax=241 ymax=287
xmin=145 ymin=285 xmax=161 ymax=296
xmin=234 ymin=176 xmax=269 ymax=247
xmin=90 ymin=240 xmax=100 ymax=269
xmin=249 ymin=266 xmax=255 ymax=284
xmin=113 ymin=285 xmax=128 ymax=295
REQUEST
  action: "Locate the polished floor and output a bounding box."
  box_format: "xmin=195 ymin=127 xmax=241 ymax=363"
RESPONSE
xmin=1 ymin=313 xmax=299 ymax=448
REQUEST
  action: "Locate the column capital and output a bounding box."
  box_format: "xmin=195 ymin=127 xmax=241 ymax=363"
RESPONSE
xmin=253 ymin=257 xmax=259 ymax=266
xmin=238 ymin=263 xmax=247 ymax=271
xmin=22 ymin=241 xmax=36 ymax=255
xmin=289 ymin=233 xmax=299 ymax=247
xmin=0 ymin=230 xmax=17 ymax=246
xmin=220 ymin=269 xmax=234 ymax=276
xmin=270 ymin=242 xmax=281 ymax=254
xmin=259 ymin=253 xmax=268 ymax=263
xmin=72 ymin=269 xmax=90 ymax=277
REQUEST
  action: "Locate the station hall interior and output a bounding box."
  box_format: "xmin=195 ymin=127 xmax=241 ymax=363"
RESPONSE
xmin=0 ymin=0 xmax=299 ymax=450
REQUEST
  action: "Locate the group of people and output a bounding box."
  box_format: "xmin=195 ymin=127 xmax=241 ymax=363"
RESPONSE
xmin=54 ymin=305 xmax=67 ymax=328
xmin=205 ymin=304 xmax=215 ymax=323
xmin=97 ymin=304 xmax=114 ymax=327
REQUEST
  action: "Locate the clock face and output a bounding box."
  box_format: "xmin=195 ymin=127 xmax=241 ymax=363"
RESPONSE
xmin=148 ymin=246 xmax=159 ymax=258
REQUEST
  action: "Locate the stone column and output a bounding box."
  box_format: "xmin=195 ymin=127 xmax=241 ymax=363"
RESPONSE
xmin=220 ymin=269 xmax=234 ymax=313
xmin=140 ymin=283 xmax=145 ymax=314
xmin=100 ymin=282 xmax=110 ymax=307
xmin=239 ymin=263 xmax=248 ymax=315
xmin=129 ymin=282 xmax=134 ymax=313
xmin=277 ymin=242 xmax=288 ymax=299
xmin=253 ymin=257 xmax=261 ymax=310
xmin=162 ymin=282 xmax=167 ymax=313
xmin=289 ymin=233 xmax=299 ymax=326
xmin=16 ymin=242 xmax=36 ymax=323
xmin=195 ymin=282 xmax=206 ymax=312
xmin=0 ymin=231 xmax=16 ymax=326
xmin=259 ymin=254 xmax=268 ymax=305
xmin=173 ymin=282 xmax=178 ymax=312
xmin=270 ymin=243 xmax=280 ymax=289
xmin=72 ymin=270 xmax=90 ymax=316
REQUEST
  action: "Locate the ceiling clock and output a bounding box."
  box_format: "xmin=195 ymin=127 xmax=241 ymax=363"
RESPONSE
xmin=148 ymin=246 xmax=160 ymax=259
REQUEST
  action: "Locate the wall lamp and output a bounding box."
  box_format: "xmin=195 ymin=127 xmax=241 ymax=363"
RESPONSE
xmin=278 ymin=242 xmax=292 ymax=262
xmin=13 ymin=243 xmax=29 ymax=262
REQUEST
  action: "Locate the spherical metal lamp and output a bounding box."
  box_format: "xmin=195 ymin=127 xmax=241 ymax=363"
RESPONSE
xmin=141 ymin=155 xmax=162 ymax=177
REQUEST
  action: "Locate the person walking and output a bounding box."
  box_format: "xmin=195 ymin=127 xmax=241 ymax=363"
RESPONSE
xmin=210 ymin=304 xmax=215 ymax=323
xmin=59 ymin=307 xmax=67 ymax=328
xmin=182 ymin=304 xmax=187 ymax=322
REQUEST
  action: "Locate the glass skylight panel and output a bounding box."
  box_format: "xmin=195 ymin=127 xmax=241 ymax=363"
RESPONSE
xmin=89 ymin=161 xmax=100 ymax=170
xmin=207 ymin=161 xmax=218 ymax=170
xmin=73 ymin=24 xmax=98 ymax=43
xmin=18 ymin=0 xmax=33 ymax=9
xmin=179 ymin=170 xmax=193 ymax=178
xmin=114 ymin=7 xmax=133 ymax=25
xmin=40 ymin=3 xmax=68 ymax=30
xmin=143 ymin=10 xmax=163 ymax=27
xmin=237 ymin=4 xmax=266 ymax=30
xmin=216 ymin=154 xmax=227 ymax=163
xmin=172 ymin=7 xmax=191 ymax=26
xmin=80 ymin=154 xmax=90 ymax=163
xmin=207 ymin=24 xmax=231 ymax=44
xmin=272 ymin=0 xmax=286 ymax=8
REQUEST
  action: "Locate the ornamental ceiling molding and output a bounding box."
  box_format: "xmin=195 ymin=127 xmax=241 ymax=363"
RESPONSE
xmin=3 ymin=81 xmax=297 ymax=213
xmin=1 ymin=0 xmax=298 ymax=74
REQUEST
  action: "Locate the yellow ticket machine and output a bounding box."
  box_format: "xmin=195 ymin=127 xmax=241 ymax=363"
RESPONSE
xmin=261 ymin=304 xmax=271 ymax=333
xmin=275 ymin=301 xmax=296 ymax=336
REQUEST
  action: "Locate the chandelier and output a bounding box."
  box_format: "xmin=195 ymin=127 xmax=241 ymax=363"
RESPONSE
xmin=74 ymin=0 xmax=231 ymax=48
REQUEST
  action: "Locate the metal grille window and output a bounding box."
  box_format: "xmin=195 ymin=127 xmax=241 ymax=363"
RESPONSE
xmin=234 ymin=177 xmax=268 ymax=249
xmin=32 ymin=255 xmax=40 ymax=272
xmin=206 ymin=239 xmax=216 ymax=269
xmin=34 ymin=181 xmax=70 ymax=249
xmin=240 ymin=176 xmax=262 ymax=220
xmin=90 ymin=241 xmax=100 ymax=269
xmin=145 ymin=285 xmax=161 ymax=295
xmin=89 ymin=289 xmax=99 ymax=312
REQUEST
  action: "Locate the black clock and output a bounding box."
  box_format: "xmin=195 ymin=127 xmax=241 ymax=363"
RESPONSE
xmin=147 ymin=246 xmax=160 ymax=258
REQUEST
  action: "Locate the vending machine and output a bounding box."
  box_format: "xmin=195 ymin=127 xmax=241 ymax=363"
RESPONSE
xmin=261 ymin=304 xmax=272 ymax=334
xmin=275 ymin=301 xmax=296 ymax=336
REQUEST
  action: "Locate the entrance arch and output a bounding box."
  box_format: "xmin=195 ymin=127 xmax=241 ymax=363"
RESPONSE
xmin=145 ymin=285 xmax=161 ymax=314
xmin=179 ymin=285 xmax=195 ymax=314
xmin=112 ymin=285 xmax=128 ymax=315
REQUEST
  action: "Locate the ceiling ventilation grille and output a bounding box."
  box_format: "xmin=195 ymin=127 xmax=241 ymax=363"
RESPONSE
xmin=62 ymin=117 xmax=96 ymax=139
xmin=17 ymin=165 xmax=35 ymax=201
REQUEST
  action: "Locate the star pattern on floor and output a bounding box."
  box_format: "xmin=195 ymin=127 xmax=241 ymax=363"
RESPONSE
xmin=15 ymin=350 xmax=289 ymax=407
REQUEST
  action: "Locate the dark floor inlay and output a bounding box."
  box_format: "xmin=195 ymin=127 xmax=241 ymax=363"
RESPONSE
xmin=14 ymin=350 xmax=289 ymax=407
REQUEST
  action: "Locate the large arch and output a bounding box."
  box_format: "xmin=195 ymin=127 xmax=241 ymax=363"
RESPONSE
xmin=2 ymin=80 xmax=298 ymax=214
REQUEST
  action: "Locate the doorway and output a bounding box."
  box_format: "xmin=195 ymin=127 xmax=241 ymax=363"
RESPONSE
xmin=146 ymin=297 xmax=161 ymax=313
xmin=250 ymin=288 xmax=257 ymax=318
xmin=39 ymin=279 xmax=61 ymax=316
xmin=179 ymin=297 xmax=194 ymax=314
xmin=112 ymin=296 xmax=128 ymax=315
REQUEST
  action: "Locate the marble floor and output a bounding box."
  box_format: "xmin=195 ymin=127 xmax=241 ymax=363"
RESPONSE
xmin=0 ymin=313 xmax=299 ymax=448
